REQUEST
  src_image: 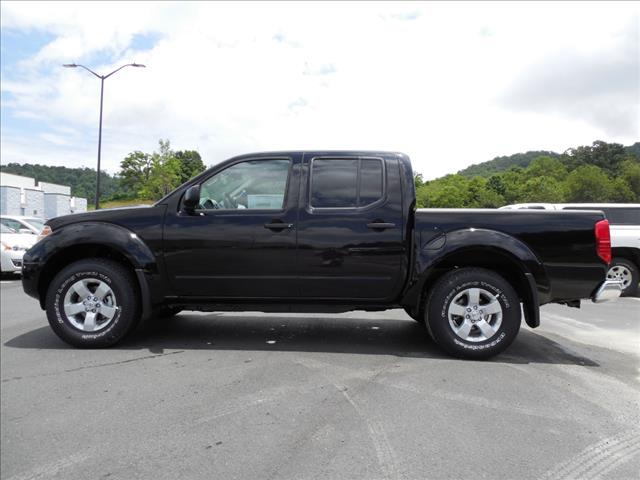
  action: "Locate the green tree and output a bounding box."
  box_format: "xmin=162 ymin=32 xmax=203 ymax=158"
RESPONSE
xmin=416 ymin=174 xmax=505 ymax=208
xmin=563 ymin=140 xmax=628 ymax=174
xmin=466 ymin=177 xmax=504 ymax=207
xmin=423 ymin=184 xmax=468 ymax=208
xmin=175 ymin=150 xmax=206 ymax=184
xmin=497 ymin=167 xmax=525 ymax=204
xmin=620 ymin=159 xmax=640 ymax=200
xmin=416 ymin=175 xmax=469 ymax=208
xmin=414 ymin=173 xmax=424 ymax=190
xmin=565 ymin=165 xmax=612 ymax=202
xmin=524 ymin=156 xmax=568 ymax=181
xmin=119 ymin=151 xmax=152 ymax=194
xmin=139 ymin=139 xmax=182 ymax=199
xmin=607 ymin=177 xmax=635 ymax=202
xmin=487 ymin=175 xmax=506 ymax=197
xmin=520 ymin=177 xmax=566 ymax=203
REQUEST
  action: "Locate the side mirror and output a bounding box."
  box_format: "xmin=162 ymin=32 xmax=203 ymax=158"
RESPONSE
xmin=19 ymin=228 xmax=34 ymax=235
xmin=182 ymin=185 xmax=201 ymax=213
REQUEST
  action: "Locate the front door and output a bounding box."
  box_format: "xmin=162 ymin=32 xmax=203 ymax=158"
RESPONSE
xmin=163 ymin=155 xmax=300 ymax=298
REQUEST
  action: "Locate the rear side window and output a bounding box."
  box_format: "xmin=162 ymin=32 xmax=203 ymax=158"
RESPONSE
xmin=601 ymin=208 xmax=640 ymax=225
xmin=310 ymin=158 xmax=384 ymax=208
xmin=359 ymin=159 xmax=384 ymax=205
xmin=562 ymin=206 xmax=640 ymax=225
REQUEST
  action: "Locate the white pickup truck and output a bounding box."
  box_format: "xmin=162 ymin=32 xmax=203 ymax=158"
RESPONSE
xmin=500 ymin=203 xmax=640 ymax=296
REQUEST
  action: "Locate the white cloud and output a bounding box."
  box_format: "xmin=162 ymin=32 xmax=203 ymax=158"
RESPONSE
xmin=1 ymin=1 xmax=638 ymax=179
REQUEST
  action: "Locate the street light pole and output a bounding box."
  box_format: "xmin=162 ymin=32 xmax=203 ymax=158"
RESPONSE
xmin=62 ymin=62 xmax=145 ymax=210
xmin=96 ymin=77 xmax=104 ymax=211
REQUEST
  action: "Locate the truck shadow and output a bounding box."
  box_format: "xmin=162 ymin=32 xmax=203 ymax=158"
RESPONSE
xmin=4 ymin=313 xmax=599 ymax=367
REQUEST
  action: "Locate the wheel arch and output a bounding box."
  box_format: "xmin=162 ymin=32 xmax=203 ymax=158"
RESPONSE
xmin=403 ymin=229 xmax=550 ymax=328
xmin=611 ymin=247 xmax=640 ymax=269
xmin=31 ymin=223 xmax=157 ymax=314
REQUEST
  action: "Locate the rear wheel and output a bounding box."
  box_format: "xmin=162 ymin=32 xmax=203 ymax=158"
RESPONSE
xmin=45 ymin=258 xmax=140 ymax=348
xmin=607 ymin=258 xmax=639 ymax=297
xmin=424 ymin=268 xmax=521 ymax=360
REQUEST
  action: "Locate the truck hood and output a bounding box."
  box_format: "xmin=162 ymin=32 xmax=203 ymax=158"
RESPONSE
xmin=46 ymin=205 xmax=152 ymax=230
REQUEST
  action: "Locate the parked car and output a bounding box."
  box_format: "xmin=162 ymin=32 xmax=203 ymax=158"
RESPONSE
xmin=22 ymin=151 xmax=621 ymax=359
xmin=0 ymin=215 xmax=46 ymax=236
xmin=500 ymin=203 xmax=640 ymax=296
xmin=1 ymin=224 xmax=38 ymax=274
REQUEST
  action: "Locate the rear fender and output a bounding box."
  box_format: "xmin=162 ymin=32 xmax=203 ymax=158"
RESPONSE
xmin=403 ymin=228 xmax=550 ymax=328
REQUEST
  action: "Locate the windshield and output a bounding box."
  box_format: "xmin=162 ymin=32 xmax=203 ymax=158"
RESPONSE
xmin=1 ymin=224 xmax=15 ymax=233
xmin=24 ymin=218 xmax=45 ymax=231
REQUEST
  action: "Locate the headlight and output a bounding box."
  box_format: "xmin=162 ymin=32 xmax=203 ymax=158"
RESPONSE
xmin=0 ymin=242 xmax=25 ymax=251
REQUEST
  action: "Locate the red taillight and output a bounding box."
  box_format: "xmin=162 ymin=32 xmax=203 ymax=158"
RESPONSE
xmin=595 ymin=219 xmax=611 ymax=264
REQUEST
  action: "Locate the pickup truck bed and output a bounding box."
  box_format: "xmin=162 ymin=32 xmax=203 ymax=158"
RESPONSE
xmin=22 ymin=151 xmax=621 ymax=359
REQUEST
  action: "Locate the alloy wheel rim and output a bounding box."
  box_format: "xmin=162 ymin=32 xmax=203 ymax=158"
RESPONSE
xmin=606 ymin=266 xmax=632 ymax=289
xmin=447 ymin=287 xmax=503 ymax=342
xmin=63 ymin=278 xmax=119 ymax=332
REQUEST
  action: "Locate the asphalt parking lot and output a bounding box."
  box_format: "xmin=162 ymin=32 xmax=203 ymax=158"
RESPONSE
xmin=1 ymin=276 xmax=639 ymax=480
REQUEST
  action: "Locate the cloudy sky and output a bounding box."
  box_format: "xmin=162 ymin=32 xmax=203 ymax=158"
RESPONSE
xmin=1 ymin=1 xmax=638 ymax=179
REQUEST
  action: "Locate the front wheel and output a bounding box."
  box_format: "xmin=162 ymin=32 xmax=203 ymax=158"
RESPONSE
xmin=45 ymin=258 xmax=140 ymax=348
xmin=607 ymin=258 xmax=639 ymax=297
xmin=425 ymin=268 xmax=521 ymax=360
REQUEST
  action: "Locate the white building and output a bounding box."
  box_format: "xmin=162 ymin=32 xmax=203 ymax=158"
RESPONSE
xmin=0 ymin=172 xmax=87 ymax=219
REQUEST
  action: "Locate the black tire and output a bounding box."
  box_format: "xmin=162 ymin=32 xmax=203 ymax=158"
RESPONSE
xmin=607 ymin=258 xmax=639 ymax=297
xmin=45 ymin=258 xmax=140 ymax=348
xmin=404 ymin=306 xmax=425 ymax=324
xmin=424 ymin=268 xmax=521 ymax=360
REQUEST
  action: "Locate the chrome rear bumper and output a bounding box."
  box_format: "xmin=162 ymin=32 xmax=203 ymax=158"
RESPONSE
xmin=592 ymin=280 xmax=623 ymax=303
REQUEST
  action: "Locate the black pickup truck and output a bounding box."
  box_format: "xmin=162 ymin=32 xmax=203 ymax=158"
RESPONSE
xmin=22 ymin=151 xmax=621 ymax=359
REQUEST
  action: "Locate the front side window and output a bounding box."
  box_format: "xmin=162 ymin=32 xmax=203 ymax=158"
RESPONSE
xmin=310 ymin=158 xmax=384 ymax=208
xmin=198 ymin=159 xmax=290 ymax=210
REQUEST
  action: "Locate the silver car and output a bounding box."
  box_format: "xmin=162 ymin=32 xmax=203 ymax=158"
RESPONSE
xmin=0 ymin=215 xmax=46 ymax=236
xmin=1 ymin=224 xmax=38 ymax=274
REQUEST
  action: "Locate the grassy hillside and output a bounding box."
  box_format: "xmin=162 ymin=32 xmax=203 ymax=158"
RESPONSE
xmin=458 ymin=150 xmax=561 ymax=177
xmin=458 ymin=142 xmax=639 ymax=178
xmin=416 ymin=141 xmax=640 ymax=208
xmin=87 ymin=199 xmax=154 ymax=211
xmin=0 ymin=163 xmax=129 ymax=205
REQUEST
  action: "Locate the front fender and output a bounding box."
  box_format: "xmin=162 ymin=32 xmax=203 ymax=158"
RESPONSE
xmin=23 ymin=222 xmax=159 ymax=317
xmin=24 ymin=222 xmax=157 ymax=271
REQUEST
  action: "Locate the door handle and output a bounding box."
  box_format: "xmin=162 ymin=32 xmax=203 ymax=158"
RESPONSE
xmin=264 ymin=222 xmax=293 ymax=231
xmin=366 ymin=222 xmax=396 ymax=230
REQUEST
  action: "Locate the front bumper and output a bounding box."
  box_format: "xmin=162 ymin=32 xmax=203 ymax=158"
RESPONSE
xmin=21 ymin=261 xmax=42 ymax=301
xmin=591 ymin=280 xmax=623 ymax=303
xmin=1 ymin=250 xmax=25 ymax=273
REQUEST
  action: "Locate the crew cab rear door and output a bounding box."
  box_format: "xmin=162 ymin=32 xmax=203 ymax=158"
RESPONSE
xmin=296 ymin=153 xmax=407 ymax=301
xmin=163 ymin=154 xmax=301 ymax=298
